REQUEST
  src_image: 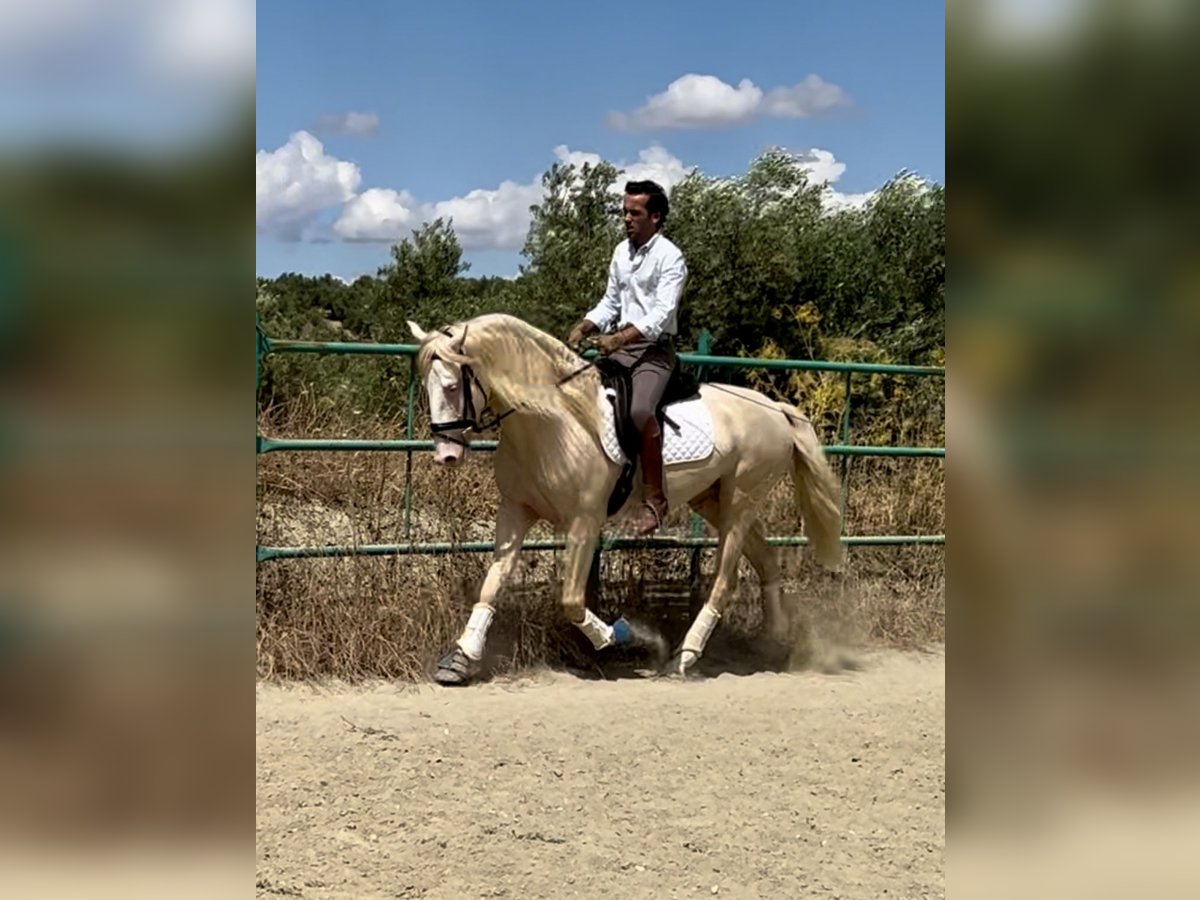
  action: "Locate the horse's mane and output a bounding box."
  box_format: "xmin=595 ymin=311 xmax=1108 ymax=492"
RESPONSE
xmin=416 ymin=313 xmax=602 ymax=437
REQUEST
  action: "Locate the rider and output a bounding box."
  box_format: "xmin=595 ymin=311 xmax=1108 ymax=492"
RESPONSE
xmin=567 ymin=179 xmax=688 ymax=535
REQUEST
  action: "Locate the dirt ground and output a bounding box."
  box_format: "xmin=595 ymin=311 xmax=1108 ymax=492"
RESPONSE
xmin=256 ymin=646 xmax=944 ymax=899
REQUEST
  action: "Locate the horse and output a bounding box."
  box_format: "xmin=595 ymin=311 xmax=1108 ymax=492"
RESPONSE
xmin=407 ymin=313 xmax=844 ymax=684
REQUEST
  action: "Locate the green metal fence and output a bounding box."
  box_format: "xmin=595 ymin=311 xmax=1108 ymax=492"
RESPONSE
xmin=255 ymin=324 xmax=944 ymax=565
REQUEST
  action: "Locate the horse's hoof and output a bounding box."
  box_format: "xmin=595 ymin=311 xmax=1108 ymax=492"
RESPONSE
xmin=617 ymin=617 xmax=670 ymax=669
xmin=433 ymin=646 xmax=476 ymax=686
xmin=668 ymin=649 xmax=700 ymax=678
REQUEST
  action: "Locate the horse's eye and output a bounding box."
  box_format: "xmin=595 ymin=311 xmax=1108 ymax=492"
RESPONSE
xmin=446 ymin=382 xmax=459 ymax=392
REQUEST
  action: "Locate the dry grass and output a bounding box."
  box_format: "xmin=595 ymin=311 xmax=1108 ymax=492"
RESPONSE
xmin=256 ymin=391 xmax=944 ymax=681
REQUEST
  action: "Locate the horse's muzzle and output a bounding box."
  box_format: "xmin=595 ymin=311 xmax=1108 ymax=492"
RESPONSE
xmin=433 ymin=435 xmax=466 ymax=466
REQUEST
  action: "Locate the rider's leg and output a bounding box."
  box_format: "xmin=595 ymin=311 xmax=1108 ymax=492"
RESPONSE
xmin=628 ymin=359 xmax=671 ymax=534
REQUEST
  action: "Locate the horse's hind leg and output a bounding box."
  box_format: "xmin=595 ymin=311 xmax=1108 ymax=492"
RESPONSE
xmin=741 ymin=522 xmax=788 ymax=645
xmin=688 ymin=492 xmax=785 ymax=645
xmin=676 ymin=490 xmax=759 ymax=675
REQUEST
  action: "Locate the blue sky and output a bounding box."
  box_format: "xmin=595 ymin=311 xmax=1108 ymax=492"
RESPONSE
xmin=256 ymin=0 xmax=944 ymax=279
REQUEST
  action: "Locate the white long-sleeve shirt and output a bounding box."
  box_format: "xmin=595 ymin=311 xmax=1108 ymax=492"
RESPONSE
xmin=584 ymin=232 xmax=687 ymax=341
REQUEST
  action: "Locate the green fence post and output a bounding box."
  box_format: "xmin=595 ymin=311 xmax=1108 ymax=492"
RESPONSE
xmin=255 ymin=320 xmax=270 ymax=438
xmin=689 ymin=330 xmax=712 ymax=600
xmin=839 ymin=370 xmax=852 ymax=533
xmin=256 ymin=321 xmax=272 ymax=566
xmin=255 ymin=320 xmax=266 ymax=393
xmin=404 ymin=354 xmax=417 ymax=540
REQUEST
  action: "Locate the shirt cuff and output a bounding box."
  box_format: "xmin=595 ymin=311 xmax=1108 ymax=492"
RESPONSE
xmin=628 ymin=315 xmax=664 ymax=342
xmin=584 ymin=305 xmax=615 ymax=330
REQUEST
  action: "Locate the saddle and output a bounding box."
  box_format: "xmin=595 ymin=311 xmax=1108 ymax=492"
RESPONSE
xmin=594 ymin=355 xmax=701 ymax=517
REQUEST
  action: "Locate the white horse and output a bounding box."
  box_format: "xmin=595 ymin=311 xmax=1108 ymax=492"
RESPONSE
xmin=408 ymin=313 xmax=843 ymax=683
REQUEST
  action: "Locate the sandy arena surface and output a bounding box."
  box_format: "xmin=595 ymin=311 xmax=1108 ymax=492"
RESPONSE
xmin=256 ymin=647 xmax=944 ymax=899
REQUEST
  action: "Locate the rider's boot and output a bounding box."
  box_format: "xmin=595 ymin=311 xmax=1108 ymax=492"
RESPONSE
xmin=628 ymin=419 xmax=668 ymax=535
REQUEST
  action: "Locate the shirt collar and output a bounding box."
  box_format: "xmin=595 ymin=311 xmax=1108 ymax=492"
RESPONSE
xmin=627 ymin=231 xmax=660 ymax=258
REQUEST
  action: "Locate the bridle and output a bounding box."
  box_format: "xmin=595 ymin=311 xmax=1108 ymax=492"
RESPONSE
xmin=426 ymin=325 xmax=602 ymax=448
xmin=427 ymin=327 xmax=515 ymax=447
xmin=428 ymin=361 xmax=514 ymax=445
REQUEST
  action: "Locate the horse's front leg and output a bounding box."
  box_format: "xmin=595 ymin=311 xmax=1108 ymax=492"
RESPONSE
xmin=559 ymin=514 xmax=635 ymax=652
xmin=558 ymin=512 xmax=669 ymax=666
xmin=434 ymin=499 xmax=533 ymax=685
xmin=560 ymin=514 xmax=609 ymax=638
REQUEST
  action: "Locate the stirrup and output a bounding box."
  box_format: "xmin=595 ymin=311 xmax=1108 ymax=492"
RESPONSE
xmin=632 ymin=500 xmax=666 ymax=535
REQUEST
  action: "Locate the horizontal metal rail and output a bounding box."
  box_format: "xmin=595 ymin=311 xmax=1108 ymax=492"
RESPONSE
xmin=256 ymin=435 xmax=944 ymax=458
xmin=265 ymin=338 xmax=417 ymax=356
xmin=257 ymin=533 xmax=946 ymax=563
xmin=681 ymin=353 xmax=944 ymax=377
xmin=261 ymin=336 xmax=946 ymax=377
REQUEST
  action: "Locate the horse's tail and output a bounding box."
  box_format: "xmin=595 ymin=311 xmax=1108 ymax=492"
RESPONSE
xmin=779 ymin=403 xmax=844 ymax=571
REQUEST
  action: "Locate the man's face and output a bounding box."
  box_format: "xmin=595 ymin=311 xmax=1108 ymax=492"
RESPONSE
xmin=623 ymin=193 xmax=658 ymax=247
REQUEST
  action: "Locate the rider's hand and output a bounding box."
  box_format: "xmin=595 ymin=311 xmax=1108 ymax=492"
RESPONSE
xmin=595 ymin=332 xmax=625 ymax=355
xmin=567 ymin=320 xmax=594 ymax=349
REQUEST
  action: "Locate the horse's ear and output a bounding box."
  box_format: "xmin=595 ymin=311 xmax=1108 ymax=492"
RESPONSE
xmin=407 ymin=320 xmax=428 ymax=341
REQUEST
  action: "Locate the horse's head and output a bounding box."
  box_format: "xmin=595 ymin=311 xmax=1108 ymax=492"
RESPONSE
xmin=408 ymin=320 xmax=489 ymax=467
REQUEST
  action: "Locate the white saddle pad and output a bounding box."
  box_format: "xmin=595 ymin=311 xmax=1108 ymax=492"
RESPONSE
xmin=598 ymin=386 xmax=715 ymax=466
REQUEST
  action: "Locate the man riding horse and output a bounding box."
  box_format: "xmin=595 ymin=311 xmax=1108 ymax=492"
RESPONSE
xmin=567 ymin=179 xmax=687 ymax=535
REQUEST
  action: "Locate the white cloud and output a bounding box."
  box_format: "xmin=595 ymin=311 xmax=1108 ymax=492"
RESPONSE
xmin=333 ymin=188 xmax=418 ymax=241
xmin=607 ymin=75 xmax=762 ymax=130
xmin=615 ymin=145 xmax=694 ymax=192
xmin=256 ymin=131 xmax=362 ymax=240
xmin=791 ymin=148 xmax=847 ymax=186
xmin=788 ymin=148 xmax=875 ymax=212
xmin=426 ymin=180 xmax=545 ymax=251
xmin=552 ymin=144 xmax=693 ymax=194
xmin=426 ymin=145 xmax=692 ymax=251
xmin=331 ymin=145 xmax=693 ymax=251
xmin=608 ymin=73 xmax=851 ymax=131
xmin=315 ymin=111 xmax=380 ymax=137
xmin=763 ymin=75 xmax=853 ymax=118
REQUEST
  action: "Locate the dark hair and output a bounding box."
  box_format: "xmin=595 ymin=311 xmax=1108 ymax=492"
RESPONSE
xmin=624 ymin=180 xmax=669 ymax=226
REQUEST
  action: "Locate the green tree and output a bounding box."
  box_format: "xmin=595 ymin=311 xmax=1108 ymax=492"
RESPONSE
xmin=519 ymin=160 xmax=623 ymax=336
xmin=374 ymin=217 xmax=470 ymax=339
xmin=667 ymin=148 xmax=825 ymax=354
